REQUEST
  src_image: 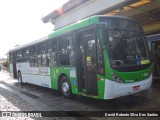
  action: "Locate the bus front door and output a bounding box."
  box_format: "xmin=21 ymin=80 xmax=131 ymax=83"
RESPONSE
xmin=78 ymin=31 xmax=98 ymax=96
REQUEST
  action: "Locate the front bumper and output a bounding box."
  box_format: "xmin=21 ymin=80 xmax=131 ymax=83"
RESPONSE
xmin=104 ymin=75 xmax=152 ymax=99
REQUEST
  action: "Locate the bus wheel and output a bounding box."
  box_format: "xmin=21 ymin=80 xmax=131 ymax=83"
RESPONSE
xmin=18 ymin=71 xmax=23 ymax=84
xmin=60 ymin=76 xmax=72 ymax=98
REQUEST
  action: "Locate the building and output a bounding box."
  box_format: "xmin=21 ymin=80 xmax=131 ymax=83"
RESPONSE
xmin=41 ymin=0 xmax=160 ymax=35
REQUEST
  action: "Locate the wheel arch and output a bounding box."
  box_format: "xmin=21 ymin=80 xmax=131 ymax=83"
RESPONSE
xmin=58 ymin=73 xmax=71 ymax=92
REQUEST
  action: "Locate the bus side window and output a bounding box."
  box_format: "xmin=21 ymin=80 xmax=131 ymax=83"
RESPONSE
xmin=22 ymin=47 xmax=30 ymax=57
xmin=16 ymin=50 xmax=22 ymax=62
xmin=59 ymin=34 xmax=74 ymax=66
xmin=30 ymin=45 xmax=38 ymax=67
xmin=47 ymin=38 xmax=57 ymax=66
xmin=37 ymin=42 xmax=47 ymax=67
xmin=16 ymin=50 xmax=22 ymax=58
xmin=22 ymin=47 xmax=30 ymax=62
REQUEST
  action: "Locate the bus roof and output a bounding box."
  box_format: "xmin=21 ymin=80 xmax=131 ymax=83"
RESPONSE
xmin=9 ymin=36 xmax=48 ymax=52
xmin=9 ymin=15 xmax=133 ymax=52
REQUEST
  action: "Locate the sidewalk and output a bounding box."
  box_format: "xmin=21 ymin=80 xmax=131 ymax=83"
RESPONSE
xmin=0 ymin=86 xmax=69 ymax=120
xmin=0 ymin=87 xmax=40 ymax=120
xmin=0 ymin=71 xmax=10 ymax=81
xmin=0 ymin=71 xmax=75 ymax=120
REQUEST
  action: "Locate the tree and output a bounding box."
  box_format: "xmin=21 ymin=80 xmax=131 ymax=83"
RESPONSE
xmin=2 ymin=60 xmax=9 ymax=69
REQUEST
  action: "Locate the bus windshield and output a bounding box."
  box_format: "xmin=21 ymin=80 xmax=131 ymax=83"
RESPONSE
xmin=107 ymin=28 xmax=149 ymax=67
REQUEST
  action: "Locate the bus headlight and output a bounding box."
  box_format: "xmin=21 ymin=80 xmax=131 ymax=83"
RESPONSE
xmin=112 ymin=73 xmax=123 ymax=83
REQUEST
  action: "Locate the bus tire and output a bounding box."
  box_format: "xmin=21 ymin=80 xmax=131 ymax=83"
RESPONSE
xmin=18 ymin=71 xmax=23 ymax=84
xmin=60 ymin=76 xmax=72 ymax=98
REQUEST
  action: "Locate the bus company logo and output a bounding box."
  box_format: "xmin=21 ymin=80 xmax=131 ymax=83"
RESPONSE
xmin=2 ymin=112 xmax=11 ymax=117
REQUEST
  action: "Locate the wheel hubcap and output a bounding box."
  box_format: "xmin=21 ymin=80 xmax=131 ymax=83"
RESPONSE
xmin=62 ymin=82 xmax=69 ymax=95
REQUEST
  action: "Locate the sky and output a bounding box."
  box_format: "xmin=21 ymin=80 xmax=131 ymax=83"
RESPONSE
xmin=0 ymin=0 xmax=69 ymax=58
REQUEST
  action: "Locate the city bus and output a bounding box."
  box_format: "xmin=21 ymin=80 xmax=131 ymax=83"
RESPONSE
xmin=9 ymin=15 xmax=152 ymax=99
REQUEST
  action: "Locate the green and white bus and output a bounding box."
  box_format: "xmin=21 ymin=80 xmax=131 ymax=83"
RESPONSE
xmin=9 ymin=15 xmax=152 ymax=99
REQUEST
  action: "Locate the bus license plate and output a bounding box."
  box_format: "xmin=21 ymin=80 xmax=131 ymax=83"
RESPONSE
xmin=133 ymin=85 xmax=140 ymax=91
